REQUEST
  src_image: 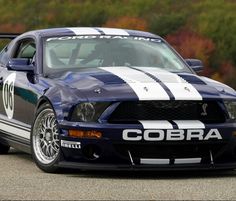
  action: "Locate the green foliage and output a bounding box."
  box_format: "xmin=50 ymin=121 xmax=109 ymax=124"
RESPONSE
xmin=192 ymin=0 xmax=236 ymax=66
xmin=147 ymin=0 xmax=193 ymax=36
xmin=149 ymin=13 xmax=186 ymax=37
xmin=0 ymin=39 xmax=10 ymax=50
xmin=0 ymin=0 xmax=236 ymax=87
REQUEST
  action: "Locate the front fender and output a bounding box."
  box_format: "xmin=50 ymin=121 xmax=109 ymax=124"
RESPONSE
xmin=37 ymin=85 xmax=88 ymax=122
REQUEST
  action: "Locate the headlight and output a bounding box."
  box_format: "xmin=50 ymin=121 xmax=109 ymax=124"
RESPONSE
xmin=224 ymin=101 xmax=236 ymax=120
xmin=70 ymin=102 xmax=110 ymax=122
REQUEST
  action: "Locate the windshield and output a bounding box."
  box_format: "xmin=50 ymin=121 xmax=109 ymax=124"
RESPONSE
xmin=43 ymin=36 xmax=191 ymax=74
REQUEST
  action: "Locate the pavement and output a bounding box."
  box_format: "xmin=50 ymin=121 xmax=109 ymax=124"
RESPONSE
xmin=0 ymin=148 xmax=236 ymax=200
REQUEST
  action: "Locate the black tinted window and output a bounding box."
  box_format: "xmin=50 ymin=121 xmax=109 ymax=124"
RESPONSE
xmin=15 ymin=41 xmax=36 ymax=59
xmin=0 ymin=46 xmax=9 ymax=66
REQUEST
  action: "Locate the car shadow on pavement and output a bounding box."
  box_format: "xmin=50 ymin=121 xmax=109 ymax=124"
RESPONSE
xmin=7 ymin=148 xmax=33 ymax=161
xmin=62 ymin=167 xmax=236 ymax=180
xmin=8 ymin=148 xmax=30 ymax=156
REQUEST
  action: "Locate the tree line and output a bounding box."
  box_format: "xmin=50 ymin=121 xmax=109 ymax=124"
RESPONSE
xmin=0 ymin=0 xmax=235 ymax=87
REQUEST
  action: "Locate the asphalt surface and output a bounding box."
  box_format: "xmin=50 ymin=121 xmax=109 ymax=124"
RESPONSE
xmin=0 ymin=148 xmax=236 ymax=200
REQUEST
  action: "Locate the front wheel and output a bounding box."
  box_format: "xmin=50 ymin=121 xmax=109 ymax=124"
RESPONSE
xmin=31 ymin=104 xmax=60 ymax=173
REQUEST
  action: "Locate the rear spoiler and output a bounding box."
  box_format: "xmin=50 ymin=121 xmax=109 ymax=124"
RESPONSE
xmin=0 ymin=33 xmax=20 ymax=39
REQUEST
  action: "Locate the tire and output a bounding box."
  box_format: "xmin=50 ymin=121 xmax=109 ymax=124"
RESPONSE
xmin=0 ymin=143 xmax=10 ymax=154
xmin=31 ymin=103 xmax=61 ymax=173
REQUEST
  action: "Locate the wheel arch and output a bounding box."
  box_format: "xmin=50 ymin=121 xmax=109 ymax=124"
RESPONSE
xmin=35 ymin=96 xmax=63 ymax=121
xmin=35 ymin=96 xmax=53 ymax=111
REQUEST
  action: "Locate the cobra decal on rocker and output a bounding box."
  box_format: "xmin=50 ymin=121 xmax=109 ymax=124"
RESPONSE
xmin=3 ymin=73 xmax=16 ymax=119
xmin=122 ymin=129 xmax=222 ymax=141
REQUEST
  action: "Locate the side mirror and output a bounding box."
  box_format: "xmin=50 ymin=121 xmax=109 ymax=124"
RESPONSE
xmin=7 ymin=58 xmax=34 ymax=72
xmin=185 ymin=59 xmax=204 ymax=73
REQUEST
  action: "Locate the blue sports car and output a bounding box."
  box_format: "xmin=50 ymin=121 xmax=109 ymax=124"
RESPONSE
xmin=0 ymin=27 xmax=236 ymax=172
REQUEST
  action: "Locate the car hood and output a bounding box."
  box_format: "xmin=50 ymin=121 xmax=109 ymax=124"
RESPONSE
xmin=52 ymin=67 xmax=236 ymax=101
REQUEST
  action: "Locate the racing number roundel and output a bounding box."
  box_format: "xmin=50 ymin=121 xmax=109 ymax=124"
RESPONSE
xmin=3 ymin=73 xmax=16 ymax=119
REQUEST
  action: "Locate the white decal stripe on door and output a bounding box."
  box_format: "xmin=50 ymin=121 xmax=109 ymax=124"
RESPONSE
xmin=0 ymin=122 xmax=30 ymax=139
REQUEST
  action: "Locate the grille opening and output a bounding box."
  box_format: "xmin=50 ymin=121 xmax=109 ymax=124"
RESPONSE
xmin=113 ymin=142 xmax=229 ymax=164
xmin=108 ymin=101 xmax=226 ymax=124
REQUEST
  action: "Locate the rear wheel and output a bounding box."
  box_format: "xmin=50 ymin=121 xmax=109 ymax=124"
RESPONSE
xmin=31 ymin=104 xmax=60 ymax=173
xmin=0 ymin=143 xmax=10 ymax=154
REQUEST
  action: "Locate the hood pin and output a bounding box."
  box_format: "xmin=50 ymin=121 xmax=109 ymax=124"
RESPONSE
xmin=94 ymin=88 xmax=101 ymax=94
xmin=184 ymin=86 xmax=190 ymax=92
xmin=144 ymin=86 xmax=148 ymax=92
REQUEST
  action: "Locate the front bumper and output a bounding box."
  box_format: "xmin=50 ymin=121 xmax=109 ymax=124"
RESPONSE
xmin=58 ymin=121 xmax=236 ymax=170
xmin=56 ymin=161 xmax=236 ymax=171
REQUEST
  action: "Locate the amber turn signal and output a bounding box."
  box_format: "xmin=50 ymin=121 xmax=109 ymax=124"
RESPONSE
xmin=232 ymin=131 xmax=236 ymax=137
xmin=68 ymin=130 xmax=102 ymax=139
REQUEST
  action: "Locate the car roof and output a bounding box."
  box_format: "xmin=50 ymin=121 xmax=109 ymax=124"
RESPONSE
xmin=20 ymin=27 xmax=161 ymax=39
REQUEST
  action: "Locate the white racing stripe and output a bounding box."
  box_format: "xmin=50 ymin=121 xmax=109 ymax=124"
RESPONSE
xmin=173 ymin=120 xmax=205 ymax=129
xmin=140 ymin=158 xmax=170 ymax=165
xmin=68 ymin=27 xmax=101 ymax=35
xmin=100 ymin=67 xmax=170 ymax=100
xmin=0 ymin=122 xmax=30 ymax=139
xmin=140 ymin=120 xmax=205 ymax=129
xmin=135 ymin=67 xmax=203 ymax=100
xmin=174 ymin=158 xmax=201 ymax=164
xmin=139 ymin=120 xmax=173 ymax=129
xmin=165 ymin=83 xmax=202 ymax=100
xmin=0 ymin=118 xmax=30 ymax=130
xmin=98 ymin=28 xmax=129 ymax=36
xmin=140 ymin=158 xmax=202 ymax=165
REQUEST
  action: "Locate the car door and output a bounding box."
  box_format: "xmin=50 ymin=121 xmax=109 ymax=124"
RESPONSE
xmin=0 ymin=46 xmax=9 ymax=117
xmin=0 ymin=38 xmax=38 ymax=131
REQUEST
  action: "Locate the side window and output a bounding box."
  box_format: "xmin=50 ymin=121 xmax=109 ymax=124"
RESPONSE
xmin=0 ymin=46 xmax=9 ymax=66
xmin=14 ymin=40 xmax=36 ymax=62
